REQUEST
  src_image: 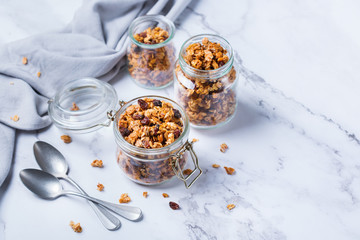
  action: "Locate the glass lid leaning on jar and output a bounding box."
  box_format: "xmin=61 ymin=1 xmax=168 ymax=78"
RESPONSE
xmin=174 ymin=34 xmax=238 ymax=129
xmin=48 ymin=78 xmax=202 ymax=188
xmin=127 ymin=15 xmax=176 ymax=89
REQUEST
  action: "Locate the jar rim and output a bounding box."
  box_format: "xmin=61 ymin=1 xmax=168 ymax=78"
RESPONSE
xmin=128 ymin=15 xmax=176 ymax=49
xmin=113 ymin=95 xmax=190 ymax=156
xmin=178 ymin=34 xmax=234 ymax=78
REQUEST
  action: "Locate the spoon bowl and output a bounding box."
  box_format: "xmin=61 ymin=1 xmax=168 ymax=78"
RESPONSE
xmin=20 ymin=169 xmax=63 ymax=199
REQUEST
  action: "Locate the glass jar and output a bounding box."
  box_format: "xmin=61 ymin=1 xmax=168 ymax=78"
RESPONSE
xmin=174 ymin=34 xmax=238 ymax=129
xmin=112 ymin=96 xmax=200 ymax=187
xmin=127 ymin=15 xmax=176 ymax=89
xmin=48 ymin=78 xmax=202 ymax=188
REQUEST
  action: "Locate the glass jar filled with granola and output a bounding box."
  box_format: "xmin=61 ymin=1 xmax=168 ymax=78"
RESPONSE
xmin=174 ymin=34 xmax=238 ymax=128
xmin=127 ymin=15 xmax=176 ymax=89
xmin=111 ymin=96 xmax=202 ymax=188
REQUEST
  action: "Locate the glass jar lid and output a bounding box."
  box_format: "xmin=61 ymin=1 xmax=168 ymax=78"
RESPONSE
xmin=48 ymin=78 xmax=118 ymax=133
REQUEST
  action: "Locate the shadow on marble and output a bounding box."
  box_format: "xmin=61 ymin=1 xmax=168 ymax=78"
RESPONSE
xmin=194 ymin=100 xmax=263 ymax=136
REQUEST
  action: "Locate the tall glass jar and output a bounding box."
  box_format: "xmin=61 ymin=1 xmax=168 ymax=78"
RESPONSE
xmin=174 ymin=34 xmax=238 ymax=128
xmin=127 ymin=15 xmax=176 ymax=89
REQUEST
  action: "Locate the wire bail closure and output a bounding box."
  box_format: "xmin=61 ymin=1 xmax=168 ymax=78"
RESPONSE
xmin=170 ymin=140 xmax=202 ymax=189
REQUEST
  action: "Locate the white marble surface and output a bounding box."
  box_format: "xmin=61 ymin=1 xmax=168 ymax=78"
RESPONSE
xmin=1 ymin=0 xmax=360 ymax=239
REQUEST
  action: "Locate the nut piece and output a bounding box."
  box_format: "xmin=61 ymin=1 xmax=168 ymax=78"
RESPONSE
xmin=69 ymin=221 xmax=82 ymax=233
xmin=224 ymin=166 xmax=235 ymax=175
xmin=119 ymin=193 xmax=131 ymax=203
xmin=182 ymin=169 xmax=192 ymax=175
xmin=91 ymin=160 xmax=103 ymax=168
xmin=212 ymin=164 xmax=220 ymax=168
xmin=220 ymin=143 xmax=228 ymax=153
xmin=162 ymin=193 xmax=169 ymax=198
xmin=22 ymin=57 xmax=28 ymax=65
xmin=10 ymin=115 xmax=19 ymax=122
xmin=143 ymin=192 xmax=148 ymax=198
xmin=70 ymin=102 xmax=80 ymax=111
xmin=37 ymin=72 xmax=41 ymax=78
xmin=169 ymin=201 xmax=180 ymax=210
xmin=97 ymin=183 xmax=104 ymax=191
xmin=227 ymin=204 xmax=235 ymax=210
xmin=60 ymin=135 xmax=72 ymax=143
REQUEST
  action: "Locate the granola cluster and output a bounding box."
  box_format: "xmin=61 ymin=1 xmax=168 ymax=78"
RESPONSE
xmin=175 ymin=37 xmax=237 ymax=127
xmin=128 ymin=27 xmax=175 ymax=88
xmin=69 ymin=221 xmax=82 ymax=233
xmin=118 ymin=98 xmax=183 ymax=149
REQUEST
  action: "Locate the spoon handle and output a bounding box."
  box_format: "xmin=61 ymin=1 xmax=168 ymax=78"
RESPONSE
xmin=63 ymin=176 xmax=121 ymax=230
xmin=62 ymin=190 xmax=142 ymax=221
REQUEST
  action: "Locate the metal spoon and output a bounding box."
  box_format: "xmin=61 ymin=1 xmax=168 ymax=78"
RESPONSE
xmin=33 ymin=141 xmax=121 ymax=230
xmin=20 ymin=169 xmax=142 ymax=221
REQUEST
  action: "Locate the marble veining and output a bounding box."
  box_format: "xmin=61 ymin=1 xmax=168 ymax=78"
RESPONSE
xmin=1 ymin=0 xmax=360 ymax=239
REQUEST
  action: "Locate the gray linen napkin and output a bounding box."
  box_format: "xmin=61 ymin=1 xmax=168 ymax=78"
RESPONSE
xmin=0 ymin=0 xmax=191 ymax=187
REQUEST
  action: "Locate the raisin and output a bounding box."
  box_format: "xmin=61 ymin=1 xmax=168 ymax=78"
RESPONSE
xmin=141 ymin=116 xmax=150 ymax=125
xmin=153 ymin=99 xmax=162 ymax=107
xmin=154 ymin=124 xmax=160 ymax=135
xmin=133 ymin=46 xmax=141 ymax=53
xmin=173 ymin=109 xmax=181 ymax=119
xmin=218 ymin=61 xmax=225 ymax=67
xmin=174 ymin=129 xmax=181 ymax=138
xmin=169 ymin=201 xmax=180 ymax=210
xmin=139 ymin=32 xmax=147 ymax=38
xmin=120 ymin=127 xmax=131 ymax=137
xmin=133 ymin=113 xmax=144 ymax=120
xmin=138 ymin=99 xmax=148 ymax=110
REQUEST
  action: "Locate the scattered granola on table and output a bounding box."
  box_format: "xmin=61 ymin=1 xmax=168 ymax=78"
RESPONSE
xmin=91 ymin=160 xmax=103 ymax=168
xmin=212 ymin=164 xmax=220 ymax=168
xmin=97 ymin=183 xmax=104 ymax=191
xmin=70 ymin=102 xmax=79 ymax=111
xmin=169 ymin=201 xmax=180 ymax=210
xmin=10 ymin=115 xmax=19 ymax=122
xmin=60 ymin=135 xmax=72 ymax=143
xmin=162 ymin=193 xmax=169 ymax=198
xmin=227 ymin=204 xmax=235 ymax=210
xmin=192 ymin=138 xmax=199 ymax=143
xmin=224 ymin=166 xmax=235 ymax=175
xmin=69 ymin=221 xmax=82 ymax=233
xmin=37 ymin=72 xmax=41 ymax=78
xmin=220 ymin=143 xmax=228 ymax=153
xmin=22 ymin=57 xmax=28 ymax=65
xmin=175 ymin=36 xmax=237 ymax=127
xmin=143 ymin=192 xmax=148 ymax=198
xmin=128 ymin=27 xmax=176 ymax=88
xmin=119 ymin=193 xmax=131 ymax=203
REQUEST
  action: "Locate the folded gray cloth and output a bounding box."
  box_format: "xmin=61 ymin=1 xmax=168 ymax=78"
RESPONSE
xmin=0 ymin=0 xmax=191 ymax=186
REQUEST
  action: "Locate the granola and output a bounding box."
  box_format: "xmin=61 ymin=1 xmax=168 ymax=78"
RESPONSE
xmin=128 ymin=27 xmax=176 ymax=88
xmin=119 ymin=193 xmax=131 ymax=203
xmin=60 ymin=135 xmax=72 ymax=143
xmin=70 ymin=102 xmax=79 ymax=111
xmin=22 ymin=57 xmax=28 ymax=65
xmin=175 ymin=37 xmax=237 ymax=127
xmin=69 ymin=221 xmax=82 ymax=233
xmin=224 ymin=166 xmax=235 ymax=175
xmin=91 ymin=160 xmax=103 ymax=168
xmin=212 ymin=164 xmax=220 ymax=168
xmin=182 ymin=169 xmax=192 ymax=175
xmin=220 ymin=143 xmax=228 ymax=153
xmin=97 ymin=183 xmax=104 ymax=191
xmin=37 ymin=72 xmax=41 ymax=78
xmin=10 ymin=115 xmax=19 ymax=122
xmin=162 ymin=193 xmax=169 ymax=198
xmin=143 ymin=192 xmax=148 ymax=198
xmin=227 ymin=204 xmax=235 ymax=210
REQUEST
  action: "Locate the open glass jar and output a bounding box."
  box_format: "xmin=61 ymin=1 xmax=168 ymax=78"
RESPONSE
xmin=127 ymin=15 xmax=176 ymax=89
xmin=48 ymin=78 xmax=202 ymax=188
xmin=174 ymin=34 xmax=238 ymax=129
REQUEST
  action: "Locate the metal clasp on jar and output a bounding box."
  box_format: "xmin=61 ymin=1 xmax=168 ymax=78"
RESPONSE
xmin=107 ymin=100 xmax=126 ymax=121
xmin=170 ymin=140 xmax=202 ymax=189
